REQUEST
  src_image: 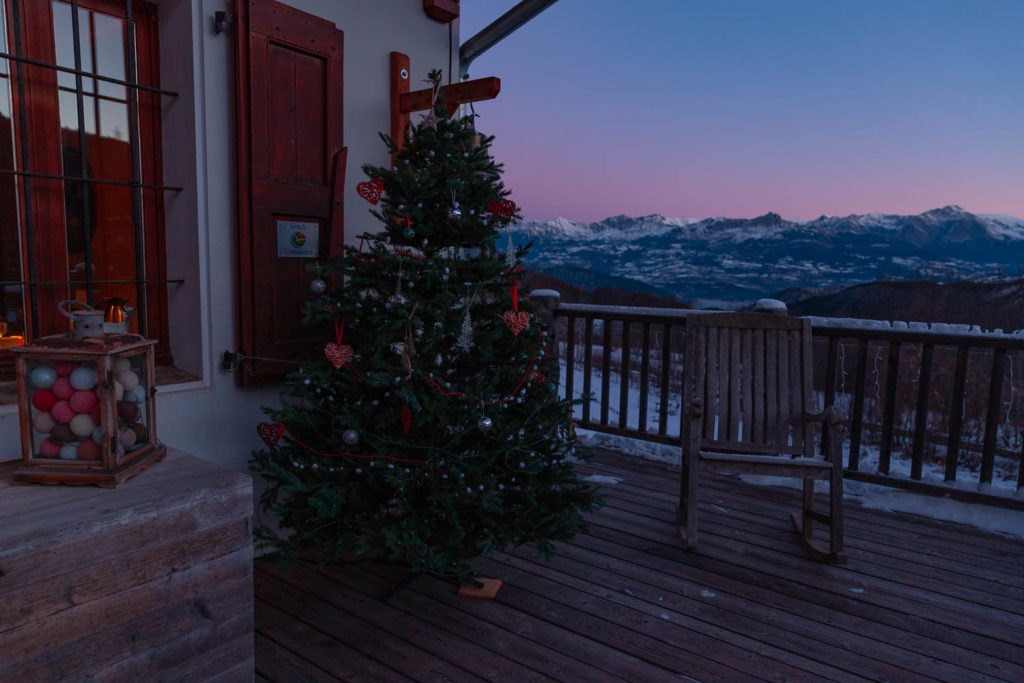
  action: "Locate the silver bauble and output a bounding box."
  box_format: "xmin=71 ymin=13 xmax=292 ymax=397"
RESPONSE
xmin=477 ymin=416 xmax=493 ymax=431
xmin=342 ymin=429 xmax=359 ymax=445
xmin=449 ymin=205 xmax=462 ymax=220
xmin=310 ymin=278 xmax=327 ymax=294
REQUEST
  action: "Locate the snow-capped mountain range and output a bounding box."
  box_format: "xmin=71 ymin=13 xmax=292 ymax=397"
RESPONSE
xmin=511 ymin=205 xmax=1024 ymax=304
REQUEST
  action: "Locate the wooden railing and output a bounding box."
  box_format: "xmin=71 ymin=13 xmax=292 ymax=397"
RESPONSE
xmin=540 ymin=296 xmax=1024 ymax=510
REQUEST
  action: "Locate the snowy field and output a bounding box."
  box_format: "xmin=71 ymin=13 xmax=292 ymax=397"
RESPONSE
xmin=559 ymin=355 xmax=1024 ymax=539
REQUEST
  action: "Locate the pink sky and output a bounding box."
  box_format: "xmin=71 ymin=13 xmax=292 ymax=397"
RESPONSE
xmin=460 ymin=1 xmax=1024 ymax=223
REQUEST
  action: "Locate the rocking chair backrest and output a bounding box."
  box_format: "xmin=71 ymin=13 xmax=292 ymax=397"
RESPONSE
xmin=683 ymin=312 xmax=814 ymax=458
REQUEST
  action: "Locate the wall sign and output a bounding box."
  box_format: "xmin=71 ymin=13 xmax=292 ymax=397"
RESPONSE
xmin=276 ymin=220 xmax=319 ymax=257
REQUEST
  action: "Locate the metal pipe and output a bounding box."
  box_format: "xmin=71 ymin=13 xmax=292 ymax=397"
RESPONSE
xmin=459 ymin=0 xmax=561 ymax=79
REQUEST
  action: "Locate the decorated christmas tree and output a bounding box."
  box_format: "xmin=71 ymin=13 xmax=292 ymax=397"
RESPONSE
xmin=251 ymin=70 xmax=600 ymax=583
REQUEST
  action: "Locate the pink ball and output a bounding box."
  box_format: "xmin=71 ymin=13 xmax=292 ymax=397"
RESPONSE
xmin=78 ymin=439 xmax=101 ymax=461
xmin=70 ymin=390 xmax=98 ymax=414
xmin=38 ymin=438 xmax=61 ymax=458
xmin=51 ymin=400 xmax=75 ymax=424
xmin=32 ymin=411 xmax=57 ymax=433
xmin=119 ymin=427 xmax=138 ymax=449
xmin=32 ymin=389 xmax=57 ymax=412
xmin=54 ymin=362 xmax=78 ymax=377
xmin=52 ymin=377 xmax=74 ymax=400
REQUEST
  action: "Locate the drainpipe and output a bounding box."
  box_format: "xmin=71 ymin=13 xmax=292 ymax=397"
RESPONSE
xmin=459 ymin=0 xmax=561 ymax=80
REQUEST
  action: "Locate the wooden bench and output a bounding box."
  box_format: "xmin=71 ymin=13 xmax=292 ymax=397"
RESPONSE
xmin=0 ymin=448 xmax=254 ymax=680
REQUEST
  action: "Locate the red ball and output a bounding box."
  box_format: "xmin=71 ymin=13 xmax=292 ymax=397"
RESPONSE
xmin=54 ymin=362 xmax=78 ymax=377
xmin=90 ymin=404 xmax=102 ymax=423
xmin=52 ymin=377 xmax=74 ymax=400
xmin=38 ymin=438 xmax=61 ymax=458
xmin=70 ymin=390 xmax=98 ymax=414
xmin=32 ymin=389 xmax=57 ymax=412
xmin=51 ymin=400 xmax=75 ymax=424
xmin=77 ymin=439 xmax=101 ymax=461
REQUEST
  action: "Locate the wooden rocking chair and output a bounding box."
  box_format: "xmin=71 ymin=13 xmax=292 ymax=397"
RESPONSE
xmin=677 ymin=312 xmax=846 ymax=563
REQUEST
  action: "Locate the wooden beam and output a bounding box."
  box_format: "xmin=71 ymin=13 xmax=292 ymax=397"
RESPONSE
xmin=400 ymin=77 xmax=501 ymax=118
xmin=390 ymin=52 xmax=412 ymax=151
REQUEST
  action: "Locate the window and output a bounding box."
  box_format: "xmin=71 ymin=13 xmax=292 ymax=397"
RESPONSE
xmin=0 ymin=0 xmax=175 ymax=378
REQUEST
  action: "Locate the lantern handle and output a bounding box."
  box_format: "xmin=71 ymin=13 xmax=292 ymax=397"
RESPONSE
xmin=57 ymin=300 xmax=98 ymax=320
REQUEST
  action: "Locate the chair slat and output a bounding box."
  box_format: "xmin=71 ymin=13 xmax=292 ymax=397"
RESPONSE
xmin=740 ymin=328 xmax=752 ymax=443
xmin=717 ymin=327 xmax=730 ymax=440
xmin=751 ymin=329 xmax=765 ymax=444
xmin=776 ymin=330 xmax=791 ymax=447
xmin=788 ymin=329 xmax=803 ymax=450
xmin=765 ymin=329 xmax=778 ymax=448
xmin=728 ymin=328 xmax=741 ymax=441
xmin=800 ymin=322 xmax=815 ymax=458
xmin=704 ymin=326 xmax=718 ymax=440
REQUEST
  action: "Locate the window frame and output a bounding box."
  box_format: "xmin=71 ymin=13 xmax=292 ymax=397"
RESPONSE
xmin=0 ymin=0 xmax=173 ymax=379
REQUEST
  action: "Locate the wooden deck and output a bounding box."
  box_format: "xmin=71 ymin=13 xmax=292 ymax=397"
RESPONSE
xmin=255 ymin=448 xmax=1024 ymax=682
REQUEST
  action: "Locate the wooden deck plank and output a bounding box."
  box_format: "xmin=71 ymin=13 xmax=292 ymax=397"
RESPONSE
xmin=254 ymin=448 xmax=1024 ymax=682
xmin=590 ymin=465 xmax=1024 ymax=596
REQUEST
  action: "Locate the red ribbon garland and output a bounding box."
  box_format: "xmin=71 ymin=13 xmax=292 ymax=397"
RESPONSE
xmin=510 ymin=278 xmax=519 ymax=312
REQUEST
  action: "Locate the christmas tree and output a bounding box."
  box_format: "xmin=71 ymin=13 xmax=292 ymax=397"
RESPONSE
xmin=251 ymin=70 xmax=600 ymax=583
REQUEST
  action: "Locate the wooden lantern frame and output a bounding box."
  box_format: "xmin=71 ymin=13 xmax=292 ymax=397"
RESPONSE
xmin=10 ymin=334 xmax=166 ymax=487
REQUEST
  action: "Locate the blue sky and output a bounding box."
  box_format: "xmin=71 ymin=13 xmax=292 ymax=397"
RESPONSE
xmin=459 ymin=0 xmax=1024 ymax=222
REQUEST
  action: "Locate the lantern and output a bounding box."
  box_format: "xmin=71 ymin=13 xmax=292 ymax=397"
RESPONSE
xmin=10 ymin=333 xmax=166 ymax=487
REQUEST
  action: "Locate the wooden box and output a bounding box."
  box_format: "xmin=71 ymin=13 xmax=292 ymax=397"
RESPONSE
xmin=10 ymin=334 xmax=166 ymax=487
xmin=0 ymin=448 xmax=254 ymax=680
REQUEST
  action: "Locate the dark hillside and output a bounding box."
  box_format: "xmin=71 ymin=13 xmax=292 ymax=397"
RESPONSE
xmin=787 ymin=279 xmax=1024 ymax=332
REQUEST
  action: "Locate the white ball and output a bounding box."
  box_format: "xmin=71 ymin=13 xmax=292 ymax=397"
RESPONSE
xmin=59 ymin=443 xmax=80 ymax=460
xmin=29 ymin=366 xmax=57 ymax=389
xmin=116 ymin=370 xmax=139 ymax=391
xmin=114 ymin=381 xmax=125 ymax=400
xmin=69 ymin=367 xmax=99 ymax=391
xmin=113 ymin=357 xmax=132 ymax=372
xmin=70 ymin=413 xmax=96 ymax=438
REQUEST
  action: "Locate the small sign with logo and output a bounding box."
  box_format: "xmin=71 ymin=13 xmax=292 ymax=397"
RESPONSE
xmin=276 ymin=220 xmax=320 ymax=258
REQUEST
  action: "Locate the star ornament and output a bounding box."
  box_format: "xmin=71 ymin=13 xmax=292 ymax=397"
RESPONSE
xmin=419 ymin=110 xmax=440 ymax=131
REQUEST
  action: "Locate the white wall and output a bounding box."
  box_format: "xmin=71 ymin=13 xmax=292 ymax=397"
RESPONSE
xmin=0 ymin=0 xmax=458 ymax=476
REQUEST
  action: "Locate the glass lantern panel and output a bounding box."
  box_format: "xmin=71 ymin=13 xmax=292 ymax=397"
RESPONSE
xmin=113 ymin=351 xmax=149 ymax=460
xmin=26 ymin=357 xmax=103 ymax=462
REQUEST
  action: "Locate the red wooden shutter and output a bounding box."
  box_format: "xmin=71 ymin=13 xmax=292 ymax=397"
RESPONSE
xmin=234 ymin=0 xmax=344 ymax=384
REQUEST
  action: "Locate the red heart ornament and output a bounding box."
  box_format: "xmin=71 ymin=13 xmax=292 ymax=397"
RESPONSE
xmin=325 ymin=343 xmax=354 ymax=369
xmin=502 ymin=310 xmax=530 ymax=336
xmin=257 ymin=422 xmax=285 ymax=448
xmin=356 ymin=178 xmax=384 ymax=205
xmin=488 ymin=199 xmax=517 ymax=221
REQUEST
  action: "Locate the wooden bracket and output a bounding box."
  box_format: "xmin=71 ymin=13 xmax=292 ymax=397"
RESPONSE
xmin=390 ymin=51 xmax=500 ymax=155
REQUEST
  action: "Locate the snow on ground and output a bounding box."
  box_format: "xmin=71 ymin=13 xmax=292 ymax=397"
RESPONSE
xmin=561 ymin=355 xmax=1024 ymax=540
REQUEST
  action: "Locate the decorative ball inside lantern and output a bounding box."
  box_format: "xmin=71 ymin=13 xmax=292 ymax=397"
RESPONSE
xmin=116 ymin=370 xmax=140 ymax=392
xmin=114 ymin=380 xmax=125 ymax=401
xmin=119 ymin=427 xmax=138 ymax=449
xmin=38 ymin=438 xmax=62 ymax=458
xmin=32 ymin=410 xmax=57 ymax=434
xmin=77 ymin=439 xmax=101 ymax=461
xmin=31 ymin=389 xmax=57 ymax=412
xmin=70 ymin=366 xmax=99 ymax=391
xmin=70 ymin=413 xmax=96 ymax=438
xmin=53 ymin=361 xmax=78 ymax=377
xmin=51 ymin=400 xmax=75 ymax=424
xmin=126 ymin=385 xmax=146 ymax=404
xmin=90 ymin=403 xmax=101 ymax=423
xmin=113 ymin=357 xmax=132 ymax=372
xmin=92 ymin=426 xmax=103 ymax=444
xmin=29 ymin=366 xmax=57 ymax=389
xmin=52 ymin=377 xmax=74 ymax=400
xmin=69 ymin=389 xmax=98 ymax=414
xmin=130 ymin=422 xmax=150 ymax=444
xmin=117 ymin=400 xmax=140 ymax=423
xmin=50 ymin=423 xmax=75 ymax=444
xmin=59 ymin=443 xmax=80 ymax=460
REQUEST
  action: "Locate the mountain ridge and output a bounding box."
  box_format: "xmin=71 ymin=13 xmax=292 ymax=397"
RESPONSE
xmin=513 ymin=206 xmax=1024 ymax=303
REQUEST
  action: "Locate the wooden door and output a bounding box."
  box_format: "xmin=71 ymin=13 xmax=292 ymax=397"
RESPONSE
xmin=235 ymin=0 xmax=344 ymax=383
